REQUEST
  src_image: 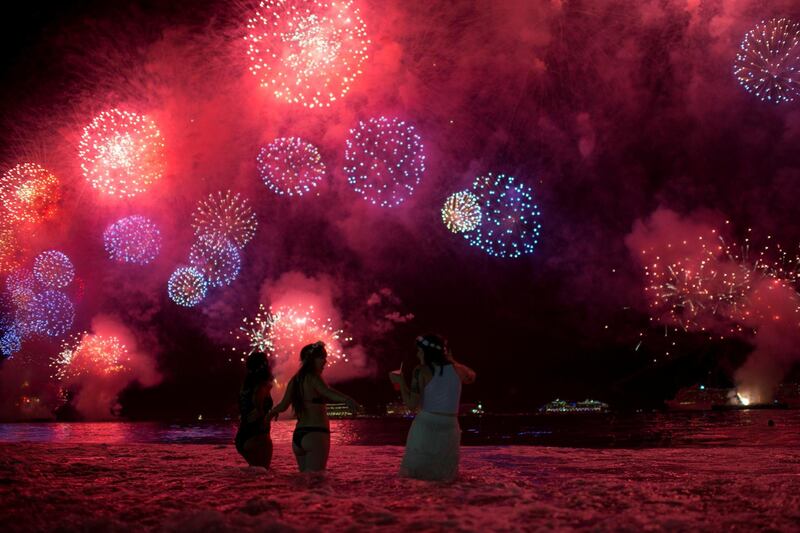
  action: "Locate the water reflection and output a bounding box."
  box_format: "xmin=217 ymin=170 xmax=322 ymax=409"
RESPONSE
xmin=0 ymin=410 xmax=798 ymax=448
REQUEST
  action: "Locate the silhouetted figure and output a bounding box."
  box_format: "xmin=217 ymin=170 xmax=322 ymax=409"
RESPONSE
xmin=235 ymin=352 xmax=274 ymax=468
xmin=270 ymin=341 xmax=361 ymax=472
xmin=390 ymin=334 xmax=476 ymax=482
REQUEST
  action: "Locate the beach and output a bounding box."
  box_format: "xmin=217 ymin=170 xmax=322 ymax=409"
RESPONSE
xmin=2 ymin=440 xmax=799 ymax=532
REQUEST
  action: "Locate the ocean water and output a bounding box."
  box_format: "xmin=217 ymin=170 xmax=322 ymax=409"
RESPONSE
xmin=2 ymin=411 xmax=799 ymax=531
xmin=1 ymin=409 xmax=798 ymax=447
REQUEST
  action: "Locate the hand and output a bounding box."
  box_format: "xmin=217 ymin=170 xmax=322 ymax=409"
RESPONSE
xmin=268 ymin=408 xmax=279 ymax=421
xmin=389 ymin=371 xmax=403 ymax=384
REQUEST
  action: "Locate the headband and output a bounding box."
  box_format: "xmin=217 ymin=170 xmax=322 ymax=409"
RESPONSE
xmin=416 ymin=336 xmax=443 ymax=351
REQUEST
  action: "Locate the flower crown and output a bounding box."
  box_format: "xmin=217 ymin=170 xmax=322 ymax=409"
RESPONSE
xmin=416 ymin=336 xmax=444 ymax=351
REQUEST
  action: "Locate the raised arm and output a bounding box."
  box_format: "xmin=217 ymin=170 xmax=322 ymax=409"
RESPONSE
xmin=399 ymin=366 xmax=431 ymax=410
xmin=311 ymin=375 xmax=360 ymax=410
xmin=454 ymin=362 xmax=476 ymax=385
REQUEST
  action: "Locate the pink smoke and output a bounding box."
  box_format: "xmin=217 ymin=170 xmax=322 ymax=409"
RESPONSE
xmin=627 ymin=207 xmax=800 ymax=402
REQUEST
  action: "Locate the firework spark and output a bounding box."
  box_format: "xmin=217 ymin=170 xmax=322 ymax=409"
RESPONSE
xmin=244 ymin=0 xmax=370 ymax=108
xmin=52 ymin=332 xmax=130 ymax=381
xmin=441 ymin=190 xmax=482 ymax=233
xmin=344 ymin=116 xmax=426 ymax=208
xmin=33 ymin=250 xmax=75 ymax=289
xmin=188 ymin=234 xmax=242 ymax=287
xmin=0 ymin=227 xmax=25 ymax=275
xmin=641 ymin=230 xmax=800 ymax=334
xmin=0 ymin=327 xmax=21 ymax=358
xmin=235 ymin=303 xmax=350 ymax=364
xmin=27 ymin=290 xmax=75 ymax=338
xmin=167 ymin=266 xmax=208 ymax=307
xmin=0 ymin=163 xmax=60 ymax=225
xmin=78 ymin=108 xmax=166 ymax=198
xmin=463 ymin=173 xmax=542 ymax=258
xmin=257 ymin=137 xmax=327 ymax=197
xmin=191 ymin=191 xmax=258 ymax=249
xmin=103 ymin=215 xmax=162 ymax=265
xmin=734 ymin=18 xmax=800 ymax=104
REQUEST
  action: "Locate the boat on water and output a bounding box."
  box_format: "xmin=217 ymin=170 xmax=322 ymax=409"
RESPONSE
xmin=539 ymin=399 xmax=609 ymax=414
xmin=665 ymin=384 xmax=731 ymax=411
xmin=667 ymin=383 xmax=799 ymax=411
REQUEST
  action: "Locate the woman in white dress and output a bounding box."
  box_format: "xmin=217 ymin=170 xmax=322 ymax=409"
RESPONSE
xmin=390 ymin=334 xmax=476 ymax=482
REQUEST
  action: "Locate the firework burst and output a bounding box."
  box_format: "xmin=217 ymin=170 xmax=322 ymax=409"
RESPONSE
xmin=191 ymin=191 xmax=258 ymax=249
xmin=441 ymin=191 xmax=481 ymax=233
xmin=463 ymin=173 xmax=542 ymax=258
xmin=734 ymin=18 xmax=800 ymax=104
xmin=344 ymin=116 xmax=426 ymax=207
xmin=0 ymin=327 xmax=21 ymax=358
xmin=188 ymin=234 xmax=242 ymax=287
xmin=257 ymin=137 xmax=327 ymax=197
xmin=78 ymin=108 xmax=166 ymax=198
xmin=103 ymin=215 xmax=162 ymax=265
xmin=641 ymin=230 xmax=800 ymax=334
xmin=0 ymin=163 xmax=60 ymax=225
xmin=33 ymin=250 xmax=75 ymax=289
xmin=0 ymin=227 xmax=25 ymax=275
xmin=27 ymin=290 xmax=74 ymax=338
xmin=244 ymin=0 xmax=370 ymax=108
xmin=53 ymin=332 xmax=130 ymax=381
xmin=235 ymin=303 xmax=350 ymax=364
xmin=167 ymin=266 xmax=208 ymax=307
xmin=5 ymin=268 xmax=36 ymax=308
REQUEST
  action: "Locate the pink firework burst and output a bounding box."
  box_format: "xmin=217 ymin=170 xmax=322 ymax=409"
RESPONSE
xmin=257 ymin=137 xmax=327 ymax=197
xmin=0 ymin=163 xmax=60 ymax=225
xmin=244 ymin=0 xmax=370 ymax=108
xmin=78 ymin=109 xmax=166 ymax=198
xmin=52 ymin=332 xmax=130 ymax=382
xmin=191 ymin=191 xmax=258 ymax=249
xmin=235 ymin=303 xmax=350 ymax=365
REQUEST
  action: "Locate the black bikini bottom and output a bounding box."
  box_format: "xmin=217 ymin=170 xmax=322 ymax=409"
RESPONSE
xmin=292 ymin=426 xmax=330 ymax=451
xmin=235 ymin=422 xmax=269 ymax=454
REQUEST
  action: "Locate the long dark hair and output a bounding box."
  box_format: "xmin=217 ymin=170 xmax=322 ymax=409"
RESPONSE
xmin=416 ymin=334 xmax=449 ymax=375
xmin=243 ymin=352 xmax=273 ymax=391
xmin=290 ymin=341 xmax=327 ymax=415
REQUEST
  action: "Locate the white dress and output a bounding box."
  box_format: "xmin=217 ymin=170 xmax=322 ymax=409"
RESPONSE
xmin=399 ymin=364 xmax=462 ymax=482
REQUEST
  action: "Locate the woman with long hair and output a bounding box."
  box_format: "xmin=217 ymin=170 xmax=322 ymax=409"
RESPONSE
xmin=269 ymin=341 xmax=361 ymax=472
xmin=235 ymin=351 xmax=275 ymax=468
xmin=390 ymin=334 xmax=476 ymax=482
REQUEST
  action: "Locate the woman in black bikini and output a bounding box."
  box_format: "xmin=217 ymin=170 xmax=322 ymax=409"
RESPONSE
xmin=235 ymin=352 xmax=274 ymax=468
xmin=269 ymin=341 xmax=361 ymax=472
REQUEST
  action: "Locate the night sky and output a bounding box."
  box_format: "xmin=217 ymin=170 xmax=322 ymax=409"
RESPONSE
xmin=2 ymin=0 xmax=800 ymax=420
